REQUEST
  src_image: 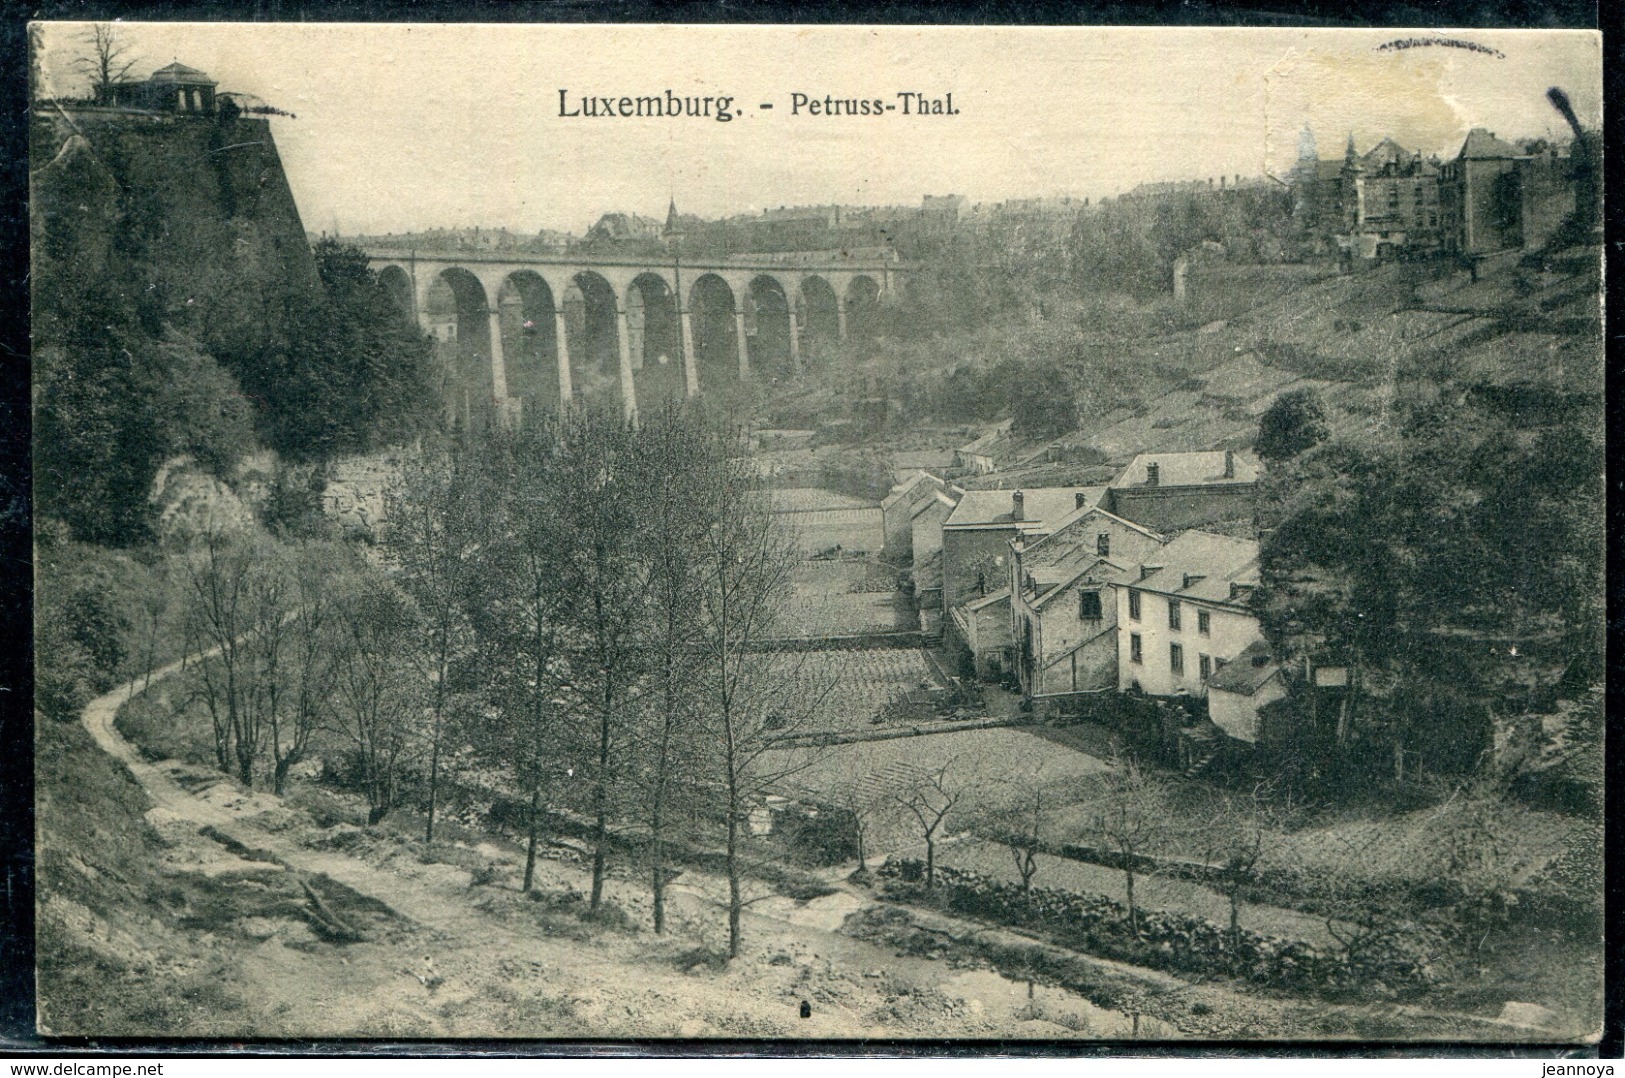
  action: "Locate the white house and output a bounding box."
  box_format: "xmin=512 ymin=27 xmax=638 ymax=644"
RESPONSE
xmin=1114 ymin=531 xmax=1264 ymax=698
xmin=1206 ymin=639 xmax=1286 ymax=743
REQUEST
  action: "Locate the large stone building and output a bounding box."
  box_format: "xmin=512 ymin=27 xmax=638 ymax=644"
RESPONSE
xmin=1295 ymin=124 xmax=1583 ymax=264
xmin=1293 ymin=131 xmax=1443 ymax=261
xmin=1007 ymin=506 xmax=1168 ymax=697
xmin=1104 ymin=450 xmax=1259 ymax=534
xmin=1438 ymin=128 xmax=1526 ymax=257
xmin=941 ymin=486 xmax=1106 ymax=676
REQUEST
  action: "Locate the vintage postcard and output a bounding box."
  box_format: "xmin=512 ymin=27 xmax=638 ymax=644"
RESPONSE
xmin=28 ymin=22 xmax=1603 ymax=1045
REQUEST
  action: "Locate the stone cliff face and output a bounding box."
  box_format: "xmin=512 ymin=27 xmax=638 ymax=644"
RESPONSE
xmin=31 ymin=107 xmax=319 ymax=366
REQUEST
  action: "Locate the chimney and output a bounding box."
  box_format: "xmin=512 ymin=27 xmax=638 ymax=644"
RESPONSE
xmin=1145 ymin=462 xmax=1160 ymax=487
xmin=1075 ymin=491 xmax=1089 ymax=510
xmin=1011 ymin=489 xmax=1025 ymax=522
xmin=1224 ymin=450 xmax=1235 ymax=479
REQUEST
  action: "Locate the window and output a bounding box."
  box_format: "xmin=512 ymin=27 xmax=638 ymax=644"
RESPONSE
xmin=1168 ymin=599 xmax=1182 ymax=631
xmin=1130 ymin=633 xmax=1143 ymax=664
xmin=1078 ymin=590 xmax=1102 ymax=620
xmin=1197 ymin=610 xmax=1211 ymax=635
xmin=1096 ymin=532 xmax=1110 ymax=557
xmin=1199 ymin=654 xmax=1212 ymax=681
xmin=1170 ymin=643 xmax=1184 ymax=675
xmin=1128 ymin=589 xmax=1141 ymax=621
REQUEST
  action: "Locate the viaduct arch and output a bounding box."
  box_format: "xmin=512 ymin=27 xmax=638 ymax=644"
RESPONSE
xmin=364 ymin=247 xmax=905 ymax=425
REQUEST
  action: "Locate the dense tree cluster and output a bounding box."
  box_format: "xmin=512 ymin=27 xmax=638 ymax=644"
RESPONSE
xmin=388 ymin=406 xmax=826 ymax=955
xmin=243 ymin=241 xmax=440 ymax=462
xmin=158 ymin=407 xmax=820 ymax=957
xmin=1254 ymin=383 xmax=1604 ymax=783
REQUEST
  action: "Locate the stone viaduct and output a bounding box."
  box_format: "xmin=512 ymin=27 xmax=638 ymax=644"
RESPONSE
xmin=365 ymin=247 xmax=909 ymax=425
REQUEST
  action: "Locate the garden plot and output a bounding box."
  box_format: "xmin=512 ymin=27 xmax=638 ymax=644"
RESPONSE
xmin=773 ymin=560 xmax=909 ymax=637
xmin=767 ymin=648 xmax=945 ymax=733
xmin=758 ymin=488 xmax=876 ymax=513
xmin=775 ymin=507 xmax=885 ymax=556
xmin=774 ymin=727 xmax=1111 ymax=856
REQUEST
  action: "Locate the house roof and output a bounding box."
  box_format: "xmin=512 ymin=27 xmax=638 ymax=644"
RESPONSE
xmin=881 ymin=470 xmax=945 ymax=512
xmin=1458 ymin=128 xmax=1522 ymax=161
xmin=147 ymin=62 xmax=216 ymax=86
xmin=1131 ymin=530 xmax=1259 ymax=604
xmin=944 ymin=486 xmax=1106 ymax=531
xmin=1207 ymin=639 xmax=1281 ymax=696
xmin=964 ymin=586 xmax=1011 ymax=614
xmin=1109 ymin=450 xmax=1260 ymax=490
xmin=1030 ymin=557 xmax=1137 ymax=611
xmin=1314 ymin=160 xmax=1345 ymax=182
xmin=956 ymin=419 xmax=1014 ymax=456
xmin=910 ymin=488 xmax=959 ymax=522
xmin=1022 ymin=504 xmax=1164 ymax=559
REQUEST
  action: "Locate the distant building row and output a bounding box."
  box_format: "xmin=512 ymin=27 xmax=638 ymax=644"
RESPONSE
xmin=1292 ymin=126 xmax=1580 ymax=261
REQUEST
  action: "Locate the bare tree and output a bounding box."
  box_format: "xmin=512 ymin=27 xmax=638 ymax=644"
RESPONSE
xmin=182 ymin=528 xmax=286 ymax=786
xmin=1086 ymin=754 xmax=1166 ymax=936
xmin=265 ymin=544 xmax=343 ymax=795
xmin=329 ymin=574 xmax=425 ymax=825
xmin=1198 ymin=782 xmax=1284 ymax=954
xmin=982 ymin=780 xmax=1058 ymax=900
xmin=1438 ymin=786 xmax=1532 ymax=959
xmin=549 ymin=408 xmax=650 ymax=911
xmin=630 ymin=404 xmax=715 ymax=932
xmin=384 ymin=443 xmax=485 ymax=844
xmin=134 ymin=554 xmax=172 ymax=693
xmin=827 ymin=756 xmax=890 ymax=871
xmin=74 ymin=24 xmax=138 ymax=105
xmin=895 ymin=757 xmax=973 ymax=890
xmin=691 ymin=440 xmax=828 ymax=957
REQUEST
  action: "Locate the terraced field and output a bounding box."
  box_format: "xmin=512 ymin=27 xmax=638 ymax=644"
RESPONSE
xmin=773 ymin=727 xmax=1112 ymax=854
xmin=773 ymin=560 xmax=910 ymax=637
xmin=774 ymin=507 xmax=885 ymax=556
xmin=768 ymin=647 xmax=946 ymax=733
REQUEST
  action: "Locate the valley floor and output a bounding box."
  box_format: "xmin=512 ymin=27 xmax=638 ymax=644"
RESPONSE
xmin=33 ymin=649 xmax=1592 ymax=1044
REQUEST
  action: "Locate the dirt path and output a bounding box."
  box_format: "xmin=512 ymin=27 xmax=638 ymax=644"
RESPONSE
xmin=74 ymin=650 xmax=1543 ymax=1043
xmin=78 ymin=652 xmax=1200 ymax=1039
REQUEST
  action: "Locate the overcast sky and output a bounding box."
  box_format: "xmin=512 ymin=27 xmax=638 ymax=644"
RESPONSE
xmin=35 ymin=23 xmax=1601 ymax=236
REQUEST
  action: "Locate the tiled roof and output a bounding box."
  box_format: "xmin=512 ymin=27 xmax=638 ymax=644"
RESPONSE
xmin=1023 ymin=504 xmax=1165 ymax=558
xmin=1458 ymin=128 xmax=1522 ymax=160
xmin=881 ymin=471 xmax=946 ymax=512
xmin=1030 ymin=557 xmax=1137 ymax=611
xmin=957 ymin=419 xmax=1015 ymax=456
xmin=964 ymin=587 xmax=1011 ymax=614
xmin=1109 ymin=450 xmax=1260 ymax=489
xmin=944 ymin=487 xmax=1106 ymax=530
xmin=1132 ymin=530 xmax=1259 ymax=604
xmin=1207 ymin=639 xmax=1281 ymax=696
xmin=909 ymin=488 xmax=959 ymax=522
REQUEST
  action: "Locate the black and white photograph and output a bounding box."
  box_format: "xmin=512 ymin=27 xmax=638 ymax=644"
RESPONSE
xmin=26 ymin=21 xmax=1605 ymax=1046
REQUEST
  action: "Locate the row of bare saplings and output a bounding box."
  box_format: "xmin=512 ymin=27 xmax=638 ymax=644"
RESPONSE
xmin=876 ymin=860 xmax=1443 ymax=999
xmin=178 ymin=402 xmax=833 ymax=958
